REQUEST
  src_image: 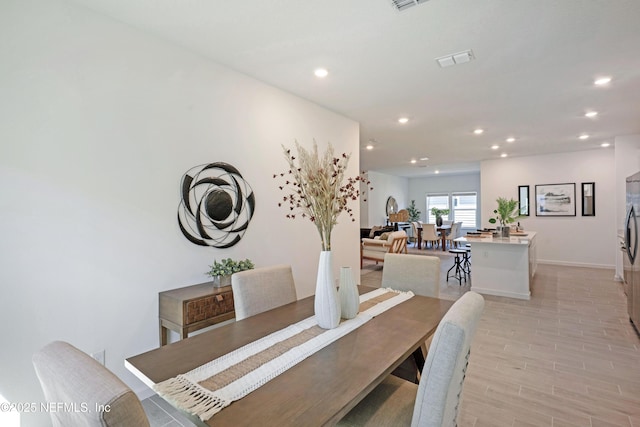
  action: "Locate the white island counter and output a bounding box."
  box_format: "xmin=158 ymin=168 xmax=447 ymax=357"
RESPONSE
xmin=455 ymin=231 xmax=537 ymax=300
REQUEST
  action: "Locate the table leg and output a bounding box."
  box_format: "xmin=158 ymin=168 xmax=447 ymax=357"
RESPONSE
xmin=159 ymin=321 xmax=168 ymax=347
xmin=441 ymin=234 xmax=446 ymax=251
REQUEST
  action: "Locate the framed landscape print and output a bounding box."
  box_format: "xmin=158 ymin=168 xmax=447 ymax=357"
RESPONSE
xmin=535 ymin=183 xmax=576 ymax=216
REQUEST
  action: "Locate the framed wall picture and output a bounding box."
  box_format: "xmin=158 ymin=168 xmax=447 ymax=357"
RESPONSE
xmin=518 ymin=185 xmax=530 ymax=216
xmin=535 ymin=183 xmax=576 ymax=216
xmin=582 ymin=182 xmax=595 ymax=216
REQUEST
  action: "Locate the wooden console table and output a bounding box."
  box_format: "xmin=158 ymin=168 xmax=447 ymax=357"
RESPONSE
xmin=158 ymin=282 xmax=235 ymax=346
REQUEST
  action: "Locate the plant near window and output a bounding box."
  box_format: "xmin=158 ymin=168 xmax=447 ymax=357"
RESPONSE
xmin=488 ymin=197 xmax=521 ymax=227
xmin=274 ymin=140 xmax=372 ymax=251
xmin=407 ymin=200 xmax=421 ymax=222
xmin=430 ymin=207 xmax=450 ymax=219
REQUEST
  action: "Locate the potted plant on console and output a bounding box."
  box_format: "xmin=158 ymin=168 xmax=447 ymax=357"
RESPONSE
xmin=206 ymin=258 xmax=254 ymax=288
xmin=488 ymin=197 xmax=521 ymax=238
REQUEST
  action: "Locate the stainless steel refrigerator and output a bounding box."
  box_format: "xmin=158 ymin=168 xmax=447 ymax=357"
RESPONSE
xmin=623 ymin=171 xmax=640 ymax=334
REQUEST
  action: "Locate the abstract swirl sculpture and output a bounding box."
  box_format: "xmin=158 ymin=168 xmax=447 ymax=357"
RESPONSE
xmin=177 ymin=163 xmax=255 ymax=248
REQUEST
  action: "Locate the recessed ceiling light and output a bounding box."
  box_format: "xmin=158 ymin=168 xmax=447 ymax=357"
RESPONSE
xmin=601 ymin=142 xmax=611 ymax=148
xmin=473 ymin=128 xmax=484 ymax=135
xmin=594 ymin=76 xmax=611 ymax=86
xmin=506 ymin=137 xmax=515 ymax=143
xmin=491 ymin=145 xmax=499 ymax=150
xmin=585 ymin=111 xmax=598 ymax=118
xmin=314 ymin=68 xmax=328 ymax=78
xmin=579 ymin=134 xmax=590 ymax=140
xmin=398 ymin=117 xmax=409 ymax=124
xmin=410 ymin=159 xmax=417 ymax=164
xmin=434 ymin=170 xmax=440 ymax=174
xmin=366 ymin=144 xmax=374 ymax=150
xmin=500 ymin=153 xmax=508 ymax=158
xmin=419 ymin=157 xmax=429 ymax=161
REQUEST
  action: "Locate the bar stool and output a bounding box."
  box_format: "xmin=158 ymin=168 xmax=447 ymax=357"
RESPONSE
xmin=462 ymin=244 xmax=471 ymax=280
xmin=447 ymin=248 xmax=467 ymax=286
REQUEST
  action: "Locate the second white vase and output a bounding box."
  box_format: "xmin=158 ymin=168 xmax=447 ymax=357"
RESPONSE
xmin=315 ymin=251 xmax=341 ymax=329
xmin=339 ymin=267 xmax=359 ymax=319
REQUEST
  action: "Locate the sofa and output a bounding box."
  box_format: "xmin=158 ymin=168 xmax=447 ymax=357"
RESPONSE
xmin=360 ymin=230 xmax=408 ymax=268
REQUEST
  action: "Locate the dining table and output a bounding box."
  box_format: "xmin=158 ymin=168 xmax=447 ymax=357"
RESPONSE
xmin=125 ymin=286 xmax=452 ymax=426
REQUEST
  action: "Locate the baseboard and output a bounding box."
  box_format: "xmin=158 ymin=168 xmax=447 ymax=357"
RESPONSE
xmin=537 ymin=259 xmax=615 ymax=270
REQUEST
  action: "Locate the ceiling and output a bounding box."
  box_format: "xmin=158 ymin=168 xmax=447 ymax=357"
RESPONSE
xmin=69 ymin=0 xmax=640 ymax=177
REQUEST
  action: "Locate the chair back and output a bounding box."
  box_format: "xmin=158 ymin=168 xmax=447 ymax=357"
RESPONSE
xmin=232 ymin=264 xmax=298 ymax=320
xmin=455 ymin=222 xmax=464 ymax=238
xmin=381 ymin=253 xmax=440 ymax=297
xmin=421 ymin=223 xmax=439 ymax=240
xmin=446 ymin=222 xmax=460 ymax=241
xmin=32 ymin=341 xmax=150 ymax=427
xmin=411 ymin=222 xmax=422 ymax=243
xmin=411 ymin=291 xmax=484 ymax=427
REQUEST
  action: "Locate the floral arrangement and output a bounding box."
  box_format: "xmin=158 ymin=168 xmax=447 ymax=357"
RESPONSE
xmin=275 ymin=140 xmax=372 ymax=251
xmin=206 ymin=258 xmax=254 ymax=277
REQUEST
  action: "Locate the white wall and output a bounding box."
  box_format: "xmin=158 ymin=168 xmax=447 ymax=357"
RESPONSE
xmin=361 ymin=171 xmax=408 ymax=227
xmin=614 ymin=134 xmax=640 ymax=279
xmin=0 ymin=1 xmax=360 ymax=425
xmin=408 ymin=173 xmax=481 ymax=225
xmin=481 ymin=149 xmax=616 ymax=268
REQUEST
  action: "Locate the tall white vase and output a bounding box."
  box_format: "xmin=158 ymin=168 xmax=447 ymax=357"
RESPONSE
xmin=339 ymin=267 xmax=359 ymax=320
xmin=315 ymin=251 xmax=341 ymax=329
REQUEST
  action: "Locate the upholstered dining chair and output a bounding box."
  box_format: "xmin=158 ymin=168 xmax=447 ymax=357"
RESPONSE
xmin=445 ymin=221 xmax=462 ymax=249
xmin=381 ymin=253 xmax=440 ymax=298
xmin=421 ymin=223 xmax=440 ymax=249
xmin=32 ymin=341 xmax=150 ymax=427
xmin=337 ymin=291 xmax=485 ymax=427
xmin=232 ymin=264 xmax=298 ymax=320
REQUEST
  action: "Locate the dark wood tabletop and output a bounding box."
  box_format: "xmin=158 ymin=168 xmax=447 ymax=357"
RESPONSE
xmin=125 ymin=286 xmax=453 ymax=426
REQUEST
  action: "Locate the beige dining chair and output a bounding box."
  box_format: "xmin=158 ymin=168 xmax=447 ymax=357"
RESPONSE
xmin=445 ymin=222 xmax=462 ymax=249
xmin=33 ymin=341 xmax=150 ymax=427
xmin=421 ymin=223 xmax=440 ymax=249
xmin=232 ymin=264 xmax=298 ymax=320
xmin=410 ymin=222 xmax=422 ymax=247
xmin=337 ymin=291 xmax=485 ymax=427
xmin=381 ymin=253 xmax=440 ymax=298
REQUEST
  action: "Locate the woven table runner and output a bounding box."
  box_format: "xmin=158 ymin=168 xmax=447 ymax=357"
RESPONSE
xmin=154 ymin=288 xmax=413 ymax=421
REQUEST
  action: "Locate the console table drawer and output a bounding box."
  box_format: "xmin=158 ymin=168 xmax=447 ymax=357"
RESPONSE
xmin=159 ymin=282 xmax=235 ymax=346
xmin=185 ymin=291 xmax=234 ymax=325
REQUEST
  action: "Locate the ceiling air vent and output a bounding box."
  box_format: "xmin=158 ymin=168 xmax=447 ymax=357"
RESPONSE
xmin=390 ymin=0 xmax=430 ymax=12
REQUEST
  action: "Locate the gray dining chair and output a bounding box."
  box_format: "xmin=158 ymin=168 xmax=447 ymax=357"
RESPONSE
xmin=381 ymin=253 xmax=440 ymax=298
xmin=232 ymin=264 xmax=298 ymax=320
xmin=32 ymin=341 xmax=150 ymax=427
xmin=337 ymin=291 xmax=485 ymax=427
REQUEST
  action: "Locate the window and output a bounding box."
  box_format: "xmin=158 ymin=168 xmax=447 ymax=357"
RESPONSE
xmin=426 ymin=193 xmax=450 ymax=223
xmin=426 ymin=192 xmax=478 ymax=228
xmin=452 ymin=192 xmax=477 ymax=229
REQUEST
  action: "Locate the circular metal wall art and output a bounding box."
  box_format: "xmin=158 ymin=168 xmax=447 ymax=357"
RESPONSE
xmin=177 ymin=163 xmax=255 ymax=248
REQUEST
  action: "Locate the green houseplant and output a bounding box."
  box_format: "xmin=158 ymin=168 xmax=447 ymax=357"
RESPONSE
xmin=488 ymin=197 xmax=521 ymax=237
xmin=430 ymin=207 xmax=450 ymax=226
xmin=206 ymin=258 xmax=254 ymax=287
xmin=407 ymin=200 xmax=421 ymax=222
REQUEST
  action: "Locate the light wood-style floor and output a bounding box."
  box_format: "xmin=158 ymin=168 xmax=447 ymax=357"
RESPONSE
xmin=363 ymin=246 xmax=640 ymax=426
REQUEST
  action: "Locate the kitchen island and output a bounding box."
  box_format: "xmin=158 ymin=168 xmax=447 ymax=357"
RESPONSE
xmin=455 ymin=231 xmax=537 ymax=300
